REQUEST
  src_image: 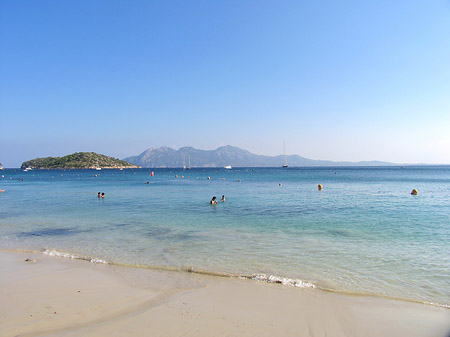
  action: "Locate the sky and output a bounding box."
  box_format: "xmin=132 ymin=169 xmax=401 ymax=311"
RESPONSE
xmin=1 ymin=0 xmax=450 ymax=167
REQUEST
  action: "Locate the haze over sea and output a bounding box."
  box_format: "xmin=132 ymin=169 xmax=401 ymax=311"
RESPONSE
xmin=0 ymin=166 xmax=449 ymax=307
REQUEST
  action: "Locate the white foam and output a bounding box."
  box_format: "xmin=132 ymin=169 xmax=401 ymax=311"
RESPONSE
xmin=42 ymin=249 xmax=108 ymax=264
xmin=424 ymin=301 xmax=450 ymax=309
xmin=251 ymin=274 xmax=316 ymax=288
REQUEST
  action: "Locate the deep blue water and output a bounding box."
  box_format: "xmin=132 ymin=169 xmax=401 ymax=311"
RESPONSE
xmin=0 ymin=166 xmax=449 ymax=306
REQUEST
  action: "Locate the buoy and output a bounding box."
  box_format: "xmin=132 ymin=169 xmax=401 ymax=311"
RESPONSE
xmin=411 ymin=189 xmax=418 ymax=195
xmin=150 ymin=171 xmax=154 ymax=176
xmin=0 ymin=189 xmax=5 ymax=192
xmin=318 ymin=184 xmax=323 ymax=190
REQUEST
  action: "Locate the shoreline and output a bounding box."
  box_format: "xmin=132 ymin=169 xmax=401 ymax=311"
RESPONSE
xmin=1 ymin=250 xmax=449 ymax=337
xmin=3 ymin=247 xmax=448 ymax=310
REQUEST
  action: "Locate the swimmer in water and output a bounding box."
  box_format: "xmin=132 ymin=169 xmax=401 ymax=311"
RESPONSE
xmin=210 ymin=196 xmax=218 ymax=205
xmin=97 ymin=192 xmax=101 ymax=198
xmin=101 ymin=192 xmax=105 ymax=198
xmin=221 ymin=195 xmax=226 ymax=202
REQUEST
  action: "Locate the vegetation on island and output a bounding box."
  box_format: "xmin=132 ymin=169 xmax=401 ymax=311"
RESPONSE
xmin=21 ymin=152 xmax=140 ymax=169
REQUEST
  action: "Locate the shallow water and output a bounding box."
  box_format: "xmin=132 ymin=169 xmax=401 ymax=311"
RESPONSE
xmin=0 ymin=166 xmax=449 ymax=306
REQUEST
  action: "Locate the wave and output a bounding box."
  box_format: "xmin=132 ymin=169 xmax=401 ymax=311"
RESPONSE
xmin=40 ymin=250 xmax=316 ymax=289
xmin=424 ymin=302 xmax=450 ymax=309
xmin=42 ymin=249 xmax=108 ymax=264
xmin=248 ymin=274 xmax=316 ymax=288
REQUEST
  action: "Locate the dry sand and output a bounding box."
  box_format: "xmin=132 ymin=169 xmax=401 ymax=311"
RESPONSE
xmin=1 ymin=251 xmax=449 ymax=337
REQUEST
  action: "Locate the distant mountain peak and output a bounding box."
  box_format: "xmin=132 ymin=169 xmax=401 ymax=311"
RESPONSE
xmin=179 ymin=146 xmax=196 ymax=152
xmin=216 ymin=145 xmax=241 ymax=151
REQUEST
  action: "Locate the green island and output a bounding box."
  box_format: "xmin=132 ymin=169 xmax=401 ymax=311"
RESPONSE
xmin=21 ymin=152 xmax=140 ymax=169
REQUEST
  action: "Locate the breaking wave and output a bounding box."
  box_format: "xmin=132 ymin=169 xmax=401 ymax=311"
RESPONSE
xmin=249 ymin=274 xmax=316 ymax=288
xmin=42 ymin=249 xmax=108 ymax=264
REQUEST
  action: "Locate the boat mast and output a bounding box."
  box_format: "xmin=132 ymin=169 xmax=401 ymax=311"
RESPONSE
xmin=282 ymin=141 xmax=288 ymax=167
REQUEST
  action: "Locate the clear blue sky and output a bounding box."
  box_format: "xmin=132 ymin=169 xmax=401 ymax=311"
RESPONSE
xmin=1 ymin=0 xmax=449 ymax=167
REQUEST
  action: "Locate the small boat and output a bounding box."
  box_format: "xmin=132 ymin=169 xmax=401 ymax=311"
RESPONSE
xmin=282 ymin=141 xmax=288 ymax=168
xmin=224 ymin=165 xmax=232 ymax=169
xmin=23 ymin=167 xmax=32 ymax=171
xmin=182 ymin=154 xmax=192 ymax=170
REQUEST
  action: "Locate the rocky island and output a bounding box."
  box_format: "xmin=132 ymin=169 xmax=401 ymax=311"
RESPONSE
xmin=21 ymin=152 xmax=140 ymax=169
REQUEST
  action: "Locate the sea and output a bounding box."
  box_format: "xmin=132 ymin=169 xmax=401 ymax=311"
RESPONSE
xmin=0 ymin=166 xmax=449 ymax=308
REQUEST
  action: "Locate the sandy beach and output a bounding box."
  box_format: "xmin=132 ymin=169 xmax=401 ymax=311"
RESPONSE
xmin=0 ymin=250 xmax=448 ymax=337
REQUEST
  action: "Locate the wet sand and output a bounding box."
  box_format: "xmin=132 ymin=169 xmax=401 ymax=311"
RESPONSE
xmin=1 ymin=251 xmax=449 ymax=337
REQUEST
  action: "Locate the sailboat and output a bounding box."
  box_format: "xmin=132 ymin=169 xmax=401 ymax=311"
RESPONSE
xmin=187 ymin=155 xmax=191 ymax=170
xmin=282 ymin=141 xmax=288 ymax=168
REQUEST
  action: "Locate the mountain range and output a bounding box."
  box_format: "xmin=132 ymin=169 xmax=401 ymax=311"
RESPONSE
xmin=123 ymin=145 xmax=395 ymax=168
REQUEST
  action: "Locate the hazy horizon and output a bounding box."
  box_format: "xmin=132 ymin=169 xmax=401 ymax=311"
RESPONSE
xmin=1 ymin=1 xmax=449 ymax=167
xmin=3 ymin=144 xmax=450 ymax=168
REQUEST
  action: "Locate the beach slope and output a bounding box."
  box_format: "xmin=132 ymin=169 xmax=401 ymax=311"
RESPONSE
xmin=1 ymin=251 xmax=448 ymax=337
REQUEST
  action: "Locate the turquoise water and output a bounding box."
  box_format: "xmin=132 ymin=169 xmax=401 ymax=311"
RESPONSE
xmin=0 ymin=167 xmax=449 ymax=306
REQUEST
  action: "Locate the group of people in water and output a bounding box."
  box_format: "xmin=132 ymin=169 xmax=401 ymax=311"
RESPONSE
xmin=210 ymin=195 xmax=225 ymax=205
xmin=96 ymin=191 xmax=224 ymax=203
